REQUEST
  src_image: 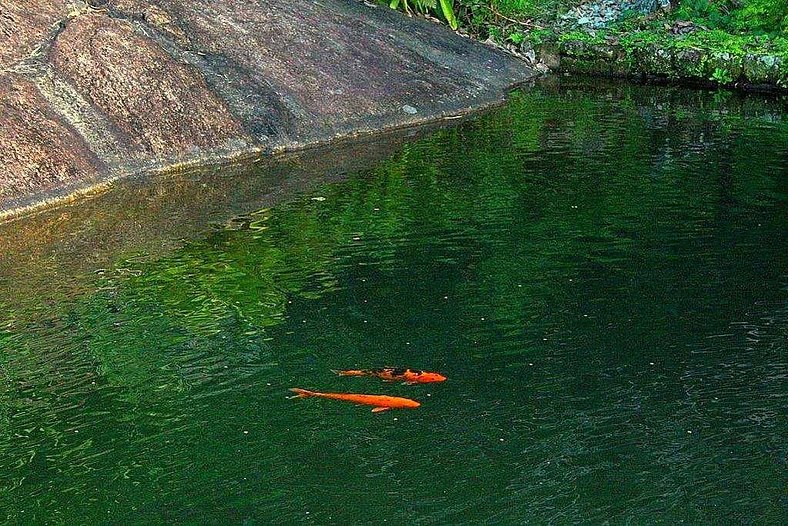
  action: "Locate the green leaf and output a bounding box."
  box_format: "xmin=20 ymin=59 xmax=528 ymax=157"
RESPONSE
xmin=439 ymin=0 xmax=458 ymax=30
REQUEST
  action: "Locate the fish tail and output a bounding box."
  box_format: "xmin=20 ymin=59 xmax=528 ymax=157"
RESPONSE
xmin=289 ymin=388 xmax=316 ymax=398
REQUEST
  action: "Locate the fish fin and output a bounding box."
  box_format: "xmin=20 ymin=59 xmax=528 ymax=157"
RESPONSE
xmin=289 ymin=388 xmax=315 ymax=398
xmin=371 ymin=407 xmax=390 ymax=413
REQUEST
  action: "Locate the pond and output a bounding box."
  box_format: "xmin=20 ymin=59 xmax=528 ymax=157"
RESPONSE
xmin=1 ymin=79 xmax=786 ymax=523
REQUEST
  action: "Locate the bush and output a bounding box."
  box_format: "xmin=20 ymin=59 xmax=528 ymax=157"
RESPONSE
xmin=733 ymin=0 xmax=788 ymax=34
xmin=674 ymin=0 xmax=788 ymax=35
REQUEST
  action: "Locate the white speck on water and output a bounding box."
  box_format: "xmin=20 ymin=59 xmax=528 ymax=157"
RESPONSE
xmin=310 ymin=196 xmax=325 ymax=201
xmin=352 ymin=236 xmax=361 ymax=241
xmin=373 ymin=208 xmax=380 ymax=211
xmin=267 ymin=383 xmax=271 ymax=386
xmin=481 ymin=317 xmax=485 ymax=321
xmin=393 ymin=418 xmax=398 ymax=421
xmin=402 ymin=104 xmax=418 ymax=114
xmin=406 ymin=342 xmax=411 ymax=345
xmin=243 ymin=431 xmax=248 ymax=435
xmin=543 ymin=338 xmax=548 ymax=341
xmin=583 ymin=314 xmax=588 ymax=317
xmin=500 ymin=438 xmax=504 ymax=442
xmin=74 ymin=430 xmax=79 ymax=433
xmin=364 ymin=320 xmax=368 ymax=323
xmin=649 ymin=362 xmax=655 ymax=366
xmin=427 ymin=393 xmax=431 ymax=397
xmin=529 ymin=363 xmax=534 ymax=366
xmin=687 ymin=430 xmax=692 ymax=434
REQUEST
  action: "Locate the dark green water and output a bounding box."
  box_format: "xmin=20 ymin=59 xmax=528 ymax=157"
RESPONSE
xmin=1 ymin=81 xmax=786 ymax=524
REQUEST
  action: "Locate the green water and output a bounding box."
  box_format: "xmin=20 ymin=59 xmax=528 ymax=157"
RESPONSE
xmin=1 ymin=81 xmax=786 ymax=524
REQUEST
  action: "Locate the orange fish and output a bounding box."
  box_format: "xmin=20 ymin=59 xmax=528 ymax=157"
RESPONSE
xmin=333 ymin=367 xmax=447 ymax=384
xmin=289 ymin=388 xmax=420 ymax=412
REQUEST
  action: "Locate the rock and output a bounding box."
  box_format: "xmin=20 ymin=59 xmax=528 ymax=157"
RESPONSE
xmin=49 ymin=13 xmax=247 ymax=157
xmin=761 ymin=55 xmax=777 ymax=68
xmin=670 ymin=20 xmax=697 ymax=35
xmin=0 ymin=0 xmax=535 ymax=218
xmin=0 ymin=0 xmax=68 ymax=68
xmin=743 ymin=53 xmax=782 ymax=84
xmin=0 ymin=74 xmax=104 ymax=207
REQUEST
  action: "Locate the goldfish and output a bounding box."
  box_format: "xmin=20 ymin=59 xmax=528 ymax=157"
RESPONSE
xmin=333 ymin=367 xmax=447 ymax=384
xmin=289 ymin=388 xmax=420 ymax=412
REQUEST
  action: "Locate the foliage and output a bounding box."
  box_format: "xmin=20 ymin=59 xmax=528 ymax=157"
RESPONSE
xmin=673 ymin=0 xmax=736 ymax=30
xmin=488 ymin=0 xmax=562 ymax=19
xmin=711 ymin=66 xmax=735 ymax=83
xmin=672 ymin=0 xmax=788 ymax=34
xmin=732 ymin=0 xmax=788 ymax=34
xmin=385 ymin=0 xmax=788 ymax=40
xmin=387 ymin=0 xmax=459 ymax=30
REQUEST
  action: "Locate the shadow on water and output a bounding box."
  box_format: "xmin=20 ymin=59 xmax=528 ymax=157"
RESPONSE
xmin=0 ymin=79 xmax=786 ymax=523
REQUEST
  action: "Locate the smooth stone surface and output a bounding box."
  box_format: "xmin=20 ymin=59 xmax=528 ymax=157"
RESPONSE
xmin=0 ymin=0 xmax=535 ymax=218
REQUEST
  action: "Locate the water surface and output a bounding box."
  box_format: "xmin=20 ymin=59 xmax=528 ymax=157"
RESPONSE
xmin=1 ymin=80 xmax=786 ymax=524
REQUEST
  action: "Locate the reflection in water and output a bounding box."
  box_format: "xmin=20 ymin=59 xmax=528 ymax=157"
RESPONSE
xmin=0 ymin=80 xmax=786 ymax=523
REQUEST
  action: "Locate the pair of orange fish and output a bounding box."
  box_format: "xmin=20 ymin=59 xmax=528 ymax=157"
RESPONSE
xmin=290 ymin=368 xmax=446 ymax=413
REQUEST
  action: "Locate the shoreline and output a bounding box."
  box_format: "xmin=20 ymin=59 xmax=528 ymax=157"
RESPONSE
xmin=0 ymin=0 xmax=534 ymax=221
xmin=543 ymin=30 xmax=786 ymax=94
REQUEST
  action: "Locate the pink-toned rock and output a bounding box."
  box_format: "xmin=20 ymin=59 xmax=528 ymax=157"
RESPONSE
xmin=0 ymin=0 xmax=534 ymax=218
xmin=0 ymin=0 xmax=67 ymax=68
xmin=0 ymin=73 xmax=103 ymax=205
xmin=49 ymin=12 xmax=247 ymax=156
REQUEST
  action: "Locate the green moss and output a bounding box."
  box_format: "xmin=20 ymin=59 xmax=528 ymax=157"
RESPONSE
xmin=444 ymin=0 xmax=787 ymax=90
xmin=558 ymin=29 xmax=606 ymax=45
xmin=555 ymin=22 xmax=787 ymax=88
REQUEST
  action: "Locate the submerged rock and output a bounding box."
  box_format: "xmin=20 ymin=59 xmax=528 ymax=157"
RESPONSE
xmin=0 ymin=0 xmax=535 ymax=218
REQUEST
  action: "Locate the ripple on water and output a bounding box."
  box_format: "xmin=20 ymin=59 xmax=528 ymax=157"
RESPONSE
xmin=1 ymin=81 xmax=786 ymax=523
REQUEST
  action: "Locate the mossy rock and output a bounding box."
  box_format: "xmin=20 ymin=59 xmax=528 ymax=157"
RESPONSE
xmin=742 ymin=54 xmax=778 ymax=84
xmin=705 ymin=52 xmax=745 ymax=82
xmin=562 ymin=40 xmax=597 ymax=60
xmin=674 ymin=48 xmax=705 ymax=79
xmin=629 ymin=44 xmax=674 ymax=77
xmin=563 ymin=56 xmax=616 ymax=75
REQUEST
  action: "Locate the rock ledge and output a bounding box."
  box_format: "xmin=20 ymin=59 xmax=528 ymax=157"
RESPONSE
xmin=0 ymin=0 xmax=535 ymax=219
